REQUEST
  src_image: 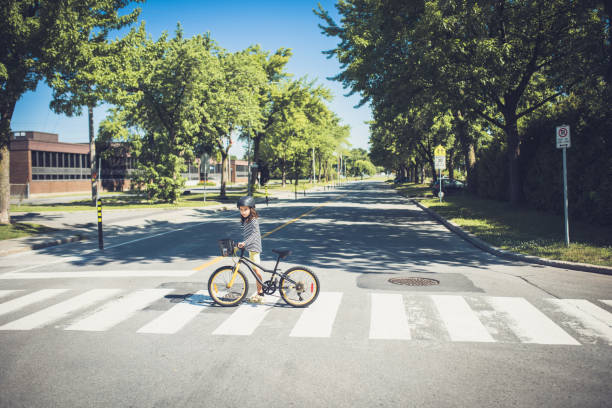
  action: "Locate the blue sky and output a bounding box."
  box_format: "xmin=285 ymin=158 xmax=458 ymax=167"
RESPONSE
xmin=11 ymin=0 xmax=371 ymax=154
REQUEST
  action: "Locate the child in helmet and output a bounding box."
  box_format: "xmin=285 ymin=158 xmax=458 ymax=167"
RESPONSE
xmin=236 ymin=195 xmax=264 ymax=303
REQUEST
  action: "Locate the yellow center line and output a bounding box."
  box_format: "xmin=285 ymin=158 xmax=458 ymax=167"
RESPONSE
xmin=191 ymin=193 xmax=348 ymax=271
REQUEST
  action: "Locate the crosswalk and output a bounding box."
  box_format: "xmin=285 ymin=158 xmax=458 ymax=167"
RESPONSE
xmin=0 ymin=288 xmax=610 ymax=346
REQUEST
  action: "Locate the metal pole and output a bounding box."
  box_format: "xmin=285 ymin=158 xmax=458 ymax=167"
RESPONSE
xmin=97 ymin=156 xmax=103 ymax=249
xmin=563 ymin=147 xmax=570 ymax=246
xmin=439 ymin=169 xmax=442 ymax=203
xmin=97 ymin=199 xmax=103 ymax=250
xmin=97 ymin=157 xmax=101 ymax=201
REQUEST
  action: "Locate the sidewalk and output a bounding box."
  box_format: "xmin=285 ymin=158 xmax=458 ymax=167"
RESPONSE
xmin=412 ymin=199 xmax=612 ymax=276
xmin=0 ymin=184 xmax=332 ymax=257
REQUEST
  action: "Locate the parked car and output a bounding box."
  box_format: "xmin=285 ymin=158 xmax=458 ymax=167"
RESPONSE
xmin=431 ymin=178 xmax=466 ymax=195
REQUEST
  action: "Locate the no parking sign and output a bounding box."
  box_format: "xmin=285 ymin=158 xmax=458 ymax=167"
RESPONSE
xmin=556 ymin=125 xmax=571 ymax=149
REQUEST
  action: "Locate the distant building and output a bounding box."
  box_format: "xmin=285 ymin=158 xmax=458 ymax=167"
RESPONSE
xmin=9 ymin=131 xmax=208 ymax=198
xmin=9 ymin=131 xmax=92 ymax=197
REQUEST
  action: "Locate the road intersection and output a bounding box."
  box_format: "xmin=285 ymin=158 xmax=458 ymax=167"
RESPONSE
xmin=0 ymin=181 xmax=610 ymax=407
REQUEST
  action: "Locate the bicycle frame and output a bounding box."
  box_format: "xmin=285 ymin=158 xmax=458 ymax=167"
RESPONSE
xmin=227 ymin=248 xmax=297 ymax=289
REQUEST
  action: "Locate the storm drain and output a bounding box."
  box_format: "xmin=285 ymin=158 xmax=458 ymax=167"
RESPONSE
xmin=388 ymin=277 xmax=440 ymax=286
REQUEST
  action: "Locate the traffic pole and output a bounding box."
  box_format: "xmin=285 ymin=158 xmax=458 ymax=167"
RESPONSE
xmin=562 ymin=147 xmax=570 ymax=246
xmin=97 ymin=199 xmax=104 ymax=250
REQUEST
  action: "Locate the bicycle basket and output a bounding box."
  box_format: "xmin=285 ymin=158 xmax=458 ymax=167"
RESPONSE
xmin=218 ymin=239 xmax=235 ymax=257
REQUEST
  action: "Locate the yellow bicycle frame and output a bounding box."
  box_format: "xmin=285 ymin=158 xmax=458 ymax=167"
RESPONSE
xmin=227 ymin=259 xmax=241 ymax=288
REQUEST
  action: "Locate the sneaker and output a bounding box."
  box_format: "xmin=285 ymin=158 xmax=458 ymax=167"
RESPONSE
xmin=248 ymin=294 xmax=264 ymax=303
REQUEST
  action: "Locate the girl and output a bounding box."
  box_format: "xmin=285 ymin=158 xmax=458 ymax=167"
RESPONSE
xmin=236 ymin=195 xmax=264 ymax=303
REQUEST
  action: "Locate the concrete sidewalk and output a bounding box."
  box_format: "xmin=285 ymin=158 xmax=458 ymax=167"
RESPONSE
xmin=0 ymin=185 xmax=332 ymax=256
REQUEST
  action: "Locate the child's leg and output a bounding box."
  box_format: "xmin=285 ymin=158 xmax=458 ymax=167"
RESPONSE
xmin=249 ymin=251 xmax=263 ymax=295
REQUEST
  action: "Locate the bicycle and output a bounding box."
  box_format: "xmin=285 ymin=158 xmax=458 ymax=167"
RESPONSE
xmin=208 ymin=239 xmax=320 ymax=308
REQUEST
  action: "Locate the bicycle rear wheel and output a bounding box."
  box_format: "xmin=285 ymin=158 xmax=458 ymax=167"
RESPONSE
xmin=279 ymin=266 xmax=320 ymax=307
xmin=208 ymin=265 xmax=248 ymax=306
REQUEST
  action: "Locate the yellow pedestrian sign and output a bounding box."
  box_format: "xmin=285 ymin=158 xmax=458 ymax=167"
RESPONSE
xmin=434 ymin=145 xmax=446 ymax=157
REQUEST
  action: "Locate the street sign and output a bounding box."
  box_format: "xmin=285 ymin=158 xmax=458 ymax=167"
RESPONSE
xmin=434 ymin=156 xmax=446 ymax=170
xmin=434 ymin=145 xmax=446 ymax=157
xmin=556 ymin=125 xmax=571 ymax=149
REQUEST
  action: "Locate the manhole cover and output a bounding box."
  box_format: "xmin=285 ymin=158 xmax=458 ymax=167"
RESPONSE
xmin=388 ymin=277 xmax=440 ymax=286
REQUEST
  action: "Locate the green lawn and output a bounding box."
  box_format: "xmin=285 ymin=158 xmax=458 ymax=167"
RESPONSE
xmin=0 ymin=223 xmax=57 ymax=240
xmin=10 ymin=188 xmax=267 ymax=213
xmin=395 ymin=183 xmax=612 ymax=267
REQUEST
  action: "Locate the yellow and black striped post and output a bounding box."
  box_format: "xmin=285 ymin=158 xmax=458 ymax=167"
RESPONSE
xmin=97 ymin=199 xmax=103 ymax=250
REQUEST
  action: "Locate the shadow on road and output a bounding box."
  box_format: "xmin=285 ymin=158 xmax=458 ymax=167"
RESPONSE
xmin=26 ymin=181 xmax=528 ymax=275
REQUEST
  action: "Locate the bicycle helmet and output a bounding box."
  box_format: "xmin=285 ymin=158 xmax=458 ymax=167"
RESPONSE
xmin=237 ymin=195 xmax=255 ymax=208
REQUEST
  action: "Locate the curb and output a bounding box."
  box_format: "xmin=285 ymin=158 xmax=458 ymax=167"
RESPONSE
xmin=0 ymin=194 xmax=286 ymax=256
xmin=411 ymin=199 xmax=612 ymax=276
xmin=0 ymin=234 xmax=91 ymax=257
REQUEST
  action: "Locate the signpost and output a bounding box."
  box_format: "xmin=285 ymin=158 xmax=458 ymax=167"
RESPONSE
xmin=434 ymin=145 xmax=446 ymax=202
xmin=556 ymin=125 xmax=571 ymax=246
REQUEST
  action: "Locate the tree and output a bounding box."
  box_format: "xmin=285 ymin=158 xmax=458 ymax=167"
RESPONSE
xmin=105 ymin=26 xmax=218 ymax=202
xmin=0 ymin=0 xmax=142 ymax=223
xmin=194 ymin=47 xmax=267 ymax=198
xmin=316 ymin=0 xmax=604 ymax=204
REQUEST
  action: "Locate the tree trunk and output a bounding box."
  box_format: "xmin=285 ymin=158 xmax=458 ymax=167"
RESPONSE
xmin=0 ymin=146 xmax=9 ymax=224
xmin=0 ymin=94 xmax=19 ymax=224
xmin=251 ymin=133 xmax=262 ymax=189
xmin=448 ymin=148 xmax=455 ymax=180
xmin=89 ymin=105 xmax=97 ymax=204
xmin=220 ymin=150 xmax=228 ymax=199
xmin=506 ymin=120 xmax=522 ymax=204
xmin=281 ymin=158 xmax=286 ymax=187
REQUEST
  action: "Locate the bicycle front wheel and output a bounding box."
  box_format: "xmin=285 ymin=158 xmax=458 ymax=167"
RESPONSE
xmin=208 ymin=265 xmax=248 ymax=306
xmin=279 ymin=266 xmax=320 ymax=307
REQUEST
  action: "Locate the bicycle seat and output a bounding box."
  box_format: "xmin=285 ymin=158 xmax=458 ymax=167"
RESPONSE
xmin=272 ymin=248 xmax=292 ymax=259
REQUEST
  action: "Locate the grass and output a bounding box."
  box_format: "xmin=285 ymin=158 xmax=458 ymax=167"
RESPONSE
xmin=0 ymin=223 xmax=57 ymax=240
xmin=10 ymin=187 xmax=267 ymax=212
xmin=395 ymin=182 xmax=612 ymax=267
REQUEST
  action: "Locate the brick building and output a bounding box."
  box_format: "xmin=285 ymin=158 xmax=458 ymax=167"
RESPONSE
xmin=9 ymin=130 xmax=205 ymax=197
xmin=9 ymin=131 xmax=92 ymax=197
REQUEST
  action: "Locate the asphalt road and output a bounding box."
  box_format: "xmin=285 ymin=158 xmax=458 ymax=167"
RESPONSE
xmin=0 ymin=181 xmax=610 ymax=408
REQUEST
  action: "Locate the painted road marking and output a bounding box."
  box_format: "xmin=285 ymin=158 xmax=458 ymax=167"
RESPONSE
xmin=486 ymin=296 xmax=579 ymax=345
xmin=432 ymin=295 xmax=495 ymax=342
xmin=65 ymin=289 xmax=172 ymax=331
xmin=0 ymin=270 xmax=195 ymax=280
xmin=137 ymin=291 xmax=211 ymax=334
xmin=0 ymin=289 xmax=121 ymax=330
xmin=290 ymin=292 xmax=343 ymax=338
xmin=212 ymin=295 xmax=279 ymax=336
xmin=547 ymin=299 xmax=612 ymax=344
xmin=369 ymin=293 xmax=411 ymax=340
xmin=0 ymin=289 xmax=68 ymax=317
xmin=0 ymin=290 xmax=22 ymax=299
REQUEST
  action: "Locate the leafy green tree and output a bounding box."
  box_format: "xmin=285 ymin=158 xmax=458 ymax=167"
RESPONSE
xmin=194 ymin=47 xmax=267 ymax=198
xmin=0 ymin=0 xmax=141 ymax=223
xmin=316 ymin=0 xmax=605 ymax=204
xmin=105 ymin=26 xmax=218 ymax=202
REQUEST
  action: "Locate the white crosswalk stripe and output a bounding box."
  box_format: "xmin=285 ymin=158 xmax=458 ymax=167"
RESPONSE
xmin=212 ymin=295 xmax=279 ymax=336
xmin=546 ymin=299 xmax=612 ymax=345
xmin=0 ymin=290 xmax=22 ymax=300
xmin=65 ymin=289 xmax=172 ymax=331
xmin=1 ymin=288 xmax=612 ymax=346
xmin=0 ymin=289 xmax=121 ymax=330
xmin=486 ymin=296 xmax=579 ymax=345
xmin=369 ymin=293 xmax=411 ymax=340
xmin=600 ymin=300 xmax=612 ymax=308
xmin=0 ymin=289 xmax=68 ymax=317
xmin=290 ymin=292 xmax=342 ymax=338
xmin=137 ymin=291 xmax=211 ymax=334
xmin=431 ymin=295 xmax=495 ymax=342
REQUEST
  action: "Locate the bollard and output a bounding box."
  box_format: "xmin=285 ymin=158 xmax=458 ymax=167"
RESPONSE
xmin=97 ymin=199 xmax=104 ymax=250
